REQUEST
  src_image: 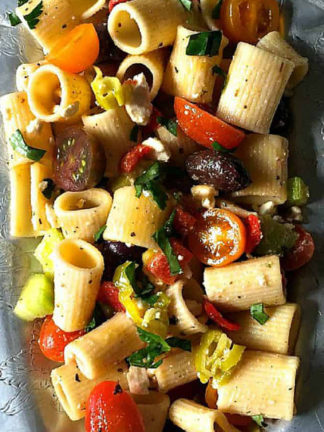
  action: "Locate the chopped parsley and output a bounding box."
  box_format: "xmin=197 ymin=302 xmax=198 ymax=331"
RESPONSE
xmin=186 ymin=31 xmax=222 ymax=57
xmin=94 ymin=225 xmax=106 ymax=242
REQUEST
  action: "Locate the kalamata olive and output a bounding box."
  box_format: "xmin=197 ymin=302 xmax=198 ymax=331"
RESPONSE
xmin=94 ymin=23 xmax=126 ymax=64
xmin=54 ymin=126 xmax=105 ymax=192
xmin=185 ymin=149 xmax=251 ymax=192
xmin=270 ymin=97 xmax=290 ymax=136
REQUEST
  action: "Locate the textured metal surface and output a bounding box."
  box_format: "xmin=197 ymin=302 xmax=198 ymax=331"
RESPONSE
xmin=0 ymin=1 xmax=323 ymax=431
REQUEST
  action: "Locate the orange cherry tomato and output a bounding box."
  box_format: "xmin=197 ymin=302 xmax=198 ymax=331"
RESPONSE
xmin=205 ymin=380 xmax=218 ymax=409
xmin=46 ymin=24 xmax=100 ymax=74
xmin=220 ymin=0 xmax=280 ymax=44
xmin=188 ymin=208 xmax=246 ymax=267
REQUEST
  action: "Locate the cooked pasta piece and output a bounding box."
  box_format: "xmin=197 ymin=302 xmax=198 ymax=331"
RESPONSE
xmin=257 ymin=31 xmax=308 ymax=89
xmin=54 ymin=189 xmax=112 ymax=242
xmin=65 ymin=313 xmax=145 ymax=379
xmin=53 ymin=239 xmax=104 ymax=332
xmin=169 ymin=399 xmax=240 ymax=432
xmin=108 ymin=0 xmax=187 ymax=55
xmin=133 ymin=392 xmax=170 ymax=432
xmin=51 ymin=360 xmax=129 ymax=421
xmin=28 ymin=64 xmax=92 ymax=123
xmin=0 ymin=91 xmax=53 ymax=168
xmin=162 ymin=26 xmax=227 ymax=104
xmin=231 ymin=134 xmax=289 ymax=206
xmin=103 ymin=186 xmax=172 ymax=249
xmin=204 ymin=255 xmax=285 ymax=311
xmin=227 ymin=303 xmax=301 ymax=354
xmin=83 ymin=107 xmax=135 ymax=177
xmin=216 ymin=42 xmax=294 ymax=133
xmin=117 ymin=50 xmax=166 ymax=100
xmin=16 ymin=62 xmax=43 ymax=92
xmin=154 ymin=350 xmax=197 ymax=392
xmin=200 ymin=0 xmax=223 ymax=30
xmin=70 ymin=0 xmax=106 ymax=19
xmin=30 ymin=162 xmax=53 ymax=232
xmin=217 ymin=350 xmax=299 ymax=421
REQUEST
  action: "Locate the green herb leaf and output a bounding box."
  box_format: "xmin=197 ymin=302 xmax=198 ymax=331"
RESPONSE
xmin=10 ymin=129 xmax=46 ymax=161
xmin=137 ymin=327 xmax=170 ymax=350
xmin=212 ymin=141 xmax=233 ymax=153
xmin=186 ymin=31 xmax=222 ymax=57
xmin=94 ymin=225 xmax=106 ymax=242
xmin=146 ymin=180 xmax=168 ymax=210
xmin=134 ymin=274 xmax=156 ymax=302
xmin=287 ymin=177 xmax=309 ymax=207
xmin=8 ymin=12 xmax=21 ymax=26
xmin=130 ymin=125 xmax=139 ymax=142
xmin=166 ymin=337 xmax=191 ymax=352
xmin=252 ymin=415 xmax=267 ymax=427
xmin=141 ymin=294 xmax=159 ymax=306
xmin=212 ymin=0 xmax=223 ymax=19
xmin=85 ymin=316 xmax=96 ymax=333
xmin=212 ymin=64 xmax=227 ymax=80
xmin=18 ymin=0 xmax=29 ymax=6
xmin=135 ymin=162 xmax=163 ymax=187
xmin=124 ymin=261 xmax=140 ymax=294
xmin=134 ymin=162 xmax=168 ymax=209
xmin=250 ymin=303 xmax=269 ymax=325
xmin=41 ymin=178 xmax=55 ymax=200
xmin=178 ymin=0 xmax=192 ymax=11
xmin=24 ymin=1 xmax=43 ymax=30
xmin=157 ymin=116 xmax=178 ymax=136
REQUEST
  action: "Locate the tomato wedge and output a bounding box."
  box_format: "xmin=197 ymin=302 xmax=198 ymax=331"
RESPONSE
xmin=281 ymin=225 xmax=315 ymax=271
xmin=244 ymin=214 xmax=263 ymax=254
xmin=97 ymin=282 xmax=125 ymax=313
xmin=46 ymin=24 xmax=99 ymax=74
xmin=174 ymin=97 xmax=245 ymax=150
xmin=120 ymin=144 xmax=152 ymax=173
xmin=204 ymin=298 xmax=240 ymax=331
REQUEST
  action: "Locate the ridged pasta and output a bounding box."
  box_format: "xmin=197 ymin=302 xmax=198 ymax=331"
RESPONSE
xmin=53 ymin=239 xmax=104 ymax=332
xmin=0 ymin=91 xmax=54 ymax=168
xmin=162 ymin=25 xmax=227 ymax=104
xmin=117 ymin=50 xmax=166 ymax=100
xmin=65 ymin=313 xmax=145 ymax=379
xmin=16 ymin=62 xmax=43 ymax=92
xmin=70 ymin=0 xmax=106 ymax=19
xmin=108 ymin=0 xmax=187 ymax=55
xmin=54 ymin=189 xmax=112 ymax=243
xmin=204 ymin=255 xmax=285 ymax=311
xmin=28 ymin=64 xmax=92 ymax=123
xmin=228 ymin=303 xmax=301 ymax=355
xmin=51 ymin=360 xmax=129 ymax=421
xmin=217 ymin=350 xmax=299 ymax=421
xmin=133 ymin=392 xmax=170 ymax=432
xmin=216 ymin=42 xmax=294 ymax=133
xmin=30 ymin=163 xmax=53 ymax=232
xmin=103 ymin=186 xmax=172 ymax=249
xmin=257 ymin=31 xmax=308 ymax=89
xmin=82 ymin=107 xmax=135 ymax=177
xmin=169 ymin=399 xmax=240 ymax=432
xmin=231 ymin=134 xmax=289 ymax=206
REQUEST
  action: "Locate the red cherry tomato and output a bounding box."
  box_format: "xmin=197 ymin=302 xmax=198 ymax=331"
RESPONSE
xmin=97 ymin=282 xmax=125 ymax=312
xmin=244 ymin=214 xmax=263 ymax=254
xmin=203 ymin=298 xmax=240 ymax=331
xmin=120 ymin=144 xmax=152 ymax=173
xmin=281 ymin=225 xmax=315 ymax=271
xmin=38 ymin=316 xmax=85 ymax=362
xmin=85 ymin=381 xmax=145 ymax=432
xmin=173 ymin=206 xmax=197 ymax=237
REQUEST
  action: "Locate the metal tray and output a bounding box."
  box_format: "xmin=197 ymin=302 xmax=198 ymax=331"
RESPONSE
xmin=0 ymin=1 xmax=323 ymax=431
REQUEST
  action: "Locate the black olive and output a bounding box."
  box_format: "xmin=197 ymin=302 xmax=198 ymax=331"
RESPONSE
xmin=185 ymin=149 xmax=251 ymax=192
xmin=270 ymin=97 xmax=290 ymax=136
xmin=94 ymin=23 xmax=126 ymax=64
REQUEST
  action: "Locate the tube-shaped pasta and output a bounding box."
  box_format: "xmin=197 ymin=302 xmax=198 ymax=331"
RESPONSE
xmin=154 ymin=350 xmax=197 ymax=392
xmin=16 ymin=62 xmax=43 ymax=92
xmin=83 ymin=107 xmax=135 ymax=177
xmin=28 ymin=64 xmax=91 ymax=123
xmin=108 ymin=0 xmax=187 ymax=55
xmin=169 ymin=399 xmax=240 ymax=432
xmin=257 ymin=31 xmax=308 ymax=89
xmin=53 ymin=239 xmax=104 ymax=332
xmin=103 ymin=186 xmax=172 ymax=249
xmin=133 ymin=392 xmax=170 ymax=432
xmin=30 ymin=163 xmax=53 ymax=232
xmin=228 ymin=304 xmax=301 ymax=355
xmin=217 ymin=350 xmax=299 ymax=421
xmin=231 ymin=134 xmax=288 ymax=206
xmin=51 ymin=361 xmax=129 ymax=421
xmin=204 ymin=255 xmax=285 ymax=311
xmin=162 ymin=26 xmax=227 ymax=104
xmin=117 ymin=50 xmax=166 ymax=100
xmin=0 ymin=91 xmax=54 ymax=168
xmin=200 ymin=0 xmax=223 ymax=30
xmin=65 ymin=313 xmax=145 ymax=379
xmin=167 ymin=280 xmax=207 ymax=336
xmin=54 ymin=189 xmax=112 ymax=243
xmin=70 ymin=0 xmax=106 ymax=19
xmin=216 ymin=42 xmax=294 ymax=134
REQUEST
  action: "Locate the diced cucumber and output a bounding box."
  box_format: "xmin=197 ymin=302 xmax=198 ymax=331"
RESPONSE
xmin=34 ymin=228 xmax=64 ymax=279
xmin=14 ymin=274 xmax=54 ymax=321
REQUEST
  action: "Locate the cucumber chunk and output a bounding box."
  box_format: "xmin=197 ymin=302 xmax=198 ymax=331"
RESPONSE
xmin=34 ymin=228 xmax=64 ymax=279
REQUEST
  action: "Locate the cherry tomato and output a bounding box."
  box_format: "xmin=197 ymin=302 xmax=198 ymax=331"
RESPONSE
xmin=120 ymin=144 xmax=152 ymax=173
xmin=173 ymin=206 xmax=197 ymax=237
xmin=244 ymin=214 xmax=262 ymax=254
xmin=281 ymin=225 xmax=315 ymax=271
xmin=188 ymin=208 xmax=246 ymax=267
xmin=46 ymin=24 xmax=100 ymax=74
xmin=85 ymin=381 xmax=145 ymax=432
xmin=220 ymin=0 xmax=280 ymax=44
xmin=97 ymin=282 xmax=125 ymax=312
xmin=38 ymin=316 xmax=85 ymax=362
xmin=203 ymin=298 xmax=240 ymax=331
xmin=205 ymin=380 xmax=218 ymax=409
xmin=108 ymin=0 xmax=129 ymax=12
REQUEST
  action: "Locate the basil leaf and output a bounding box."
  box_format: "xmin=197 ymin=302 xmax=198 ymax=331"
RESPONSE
xmin=166 ymin=337 xmax=191 ymax=352
xmin=157 ymin=116 xmax=178 ymax=136
xmin=94 ymin=225 xmax=106 ymax=242
xmin=10 ymin=129 xmax=46 ymax=161
xmin=178 ymin=0 xmax=192 ymax=11
xmin=212 ymin=64 xmax=227 ymax=80
xmin=163 ymin=209 xmax=176 ymax=236
xmin=146 ymin=180 xmax=168 ymax=210
xmin=252 ymin=415 xmax=267 ymax=427
xmin=124 ymin=261 xmax=140 ymax=294
xmin=212 ymin=0 xmax=223 ymax=19
xmin=250 ymin=303 xmax=269 ymax=325
xmin=41 ymin=178 xmax=55 ymax=200
xmin=212 ymin=141 xmax=233 ymax=153
xmin=134 ymin=162 xmax=168 ymax=209
xmin=135 ymin=162 xmax=163 ymax=187
xmin=153 ymin=227 xmax=181 ymax=276
xmin=186 ymin=31 xmax=222 ymax=57
xmin=137 ymin=327 xmax=170 ymax=351
xmin=141 ymin=294 xmax=160 ymax=306
xmin=24 ymin=1 xmax=43 ymax=30
xmin=130 ymin=125 xmax=139 ymax=142
xmin=8 ymin=12 xmax=21 ymax=26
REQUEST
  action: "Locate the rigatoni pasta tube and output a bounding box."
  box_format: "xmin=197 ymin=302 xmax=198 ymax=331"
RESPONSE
xmin=162 ymin=26 xmax=227 ymax=104
xmin=54 ymin=189 xmax=112 ymax=243
xmin=216 ymin=42 xmax=294 ymax=134
xmin=51 ymin=361 xmax=129 ymax=421
xmin=16 ymin=62 xmax=43 ymax=92
xmin=204 ymin=255 xmax=285 ymax=311
xmin=227 ymin=303 xmax=301 ymax=355
xmin=103 ymin=186 xmax=172 ymax=249
xmin=217 ymin=350 xmax=299 ymax=421
xmin=231 ymin=134 xmax=288 ymax=206
xmin=108 ymin=0 xmax=187 ymax=55
xmin=30 ymin=163 xmax=53 ymax=232
xmin=65 ymin=313 xmax=145 ymax=379
xmin=133 ymin=392 xmax=170 ymax=432
xmin=28 ymin=64 xmax=91 ymax=123
xmin=53 ymin=239 xmax=104 ymax=332
xmin=169 ymin=399 xmax=240 ymax=432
